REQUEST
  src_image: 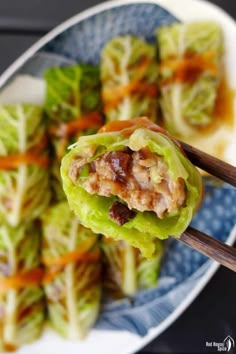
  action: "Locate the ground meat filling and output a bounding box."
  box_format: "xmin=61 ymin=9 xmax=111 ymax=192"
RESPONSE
xmin=69 ymin=148 xmax=186 ymax=219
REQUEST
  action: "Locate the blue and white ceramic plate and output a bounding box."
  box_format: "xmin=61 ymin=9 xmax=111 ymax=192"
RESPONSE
xmin=0 ymin=1 xmax=235 ymax=353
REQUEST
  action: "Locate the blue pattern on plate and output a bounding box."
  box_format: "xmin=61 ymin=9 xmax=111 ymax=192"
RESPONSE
xmin=43 ymin=3 xmax=178 ymax=64
xmin=13 ymin=1 xmax=236 ymax=337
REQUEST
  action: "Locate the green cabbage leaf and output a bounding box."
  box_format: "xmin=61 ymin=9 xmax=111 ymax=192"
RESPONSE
xmin=42 ymin=202 xmax=101 ymax=339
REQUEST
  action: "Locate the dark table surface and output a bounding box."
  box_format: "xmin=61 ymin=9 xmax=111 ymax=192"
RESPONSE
xmin=0 ymin=1 xmax=235 ymax=353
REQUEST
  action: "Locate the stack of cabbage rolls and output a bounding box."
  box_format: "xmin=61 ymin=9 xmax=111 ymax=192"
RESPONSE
xmin=43 ymin=64 xmax=103 ymax=338
xmin=44 ymin=64 xmax=103 ymax=201
xmin=0 ymin=104 xmax=50 ymax=350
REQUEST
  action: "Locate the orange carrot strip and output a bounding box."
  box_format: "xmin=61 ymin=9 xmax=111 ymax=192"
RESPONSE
xmin=0 ymin=268 xmax=44 ymax=295
xmin=0 ymin=153 xmax=49 ymax=170
xmin=0 ymin=137 xmax=50 ymax=170
xmin=43 ymin=250 xmax=101 ymax=284
xmin=49 ymin=111 xmax=103 ymax=139
xmin=42 ymin=236 xmax=98 ymax=268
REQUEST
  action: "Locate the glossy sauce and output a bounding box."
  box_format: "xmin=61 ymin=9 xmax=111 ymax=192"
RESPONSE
xmin=160 ymin=51 xmax=235 ymax=141
xmin=160 ymin=51 xmax=235 ymax=134
xmin=213 ymin=74 xmax=235 ymax=127
xmin=2 ymin=344 xmax=17 ymax=352
xmin=196 ymin=72 xmax=235 ymax=136
xmin=185 ymin=71 xmax=235 ymax=163
xmin=160 ymin=51 xmax=218 ymax=85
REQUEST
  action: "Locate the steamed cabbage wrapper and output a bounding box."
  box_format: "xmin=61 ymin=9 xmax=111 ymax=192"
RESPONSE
xmin=61 ymin=117 xmax=202 ymax=257
xmin=101 ymin=36 xmax=158 ymax=122
xmin=42 ymin=202 xmax=101 ymax=339
xmin=101 ymin=40 xmax=161 ymax=295
xmin=0 ymin=222 xmax=44 ymax=352
xmin=157 ymin=22 xmax=223 ymax=137
xmin=0 ymin=104 xmax=51 ymax=226
xmin=102 ymin=238 xmax=163 ymax=298
xmin=44 ymin=64 xmax=103 ymax=201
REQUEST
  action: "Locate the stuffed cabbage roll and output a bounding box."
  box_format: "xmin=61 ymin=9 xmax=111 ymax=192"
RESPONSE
xmin=101 ymin=36 xmax=158 ymax=122
xmin=0 ymin=104 xmax=51 ymax=226
xmin=42 ymin=202 xmax=101 ymax=339
xmin=157 ymin=22 xmax=223 ymax=137
xmin=0 ymin=222 xmax=44 ymax=352
xmin=61 ymin=117 xmax=202 ymax=257
xmin=102 ymin=238 xmax=163 ymax=298
xmin=44 ymin=64 xmax=103 ymax=200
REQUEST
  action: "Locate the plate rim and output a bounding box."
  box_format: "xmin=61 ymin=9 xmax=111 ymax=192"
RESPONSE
xmin=0 ymin=0 xmax=233 ymax=88
xmin=0 ymin=0 xmax=179 ymax=87
xmin=0 ymin=0 xmax=235 ymax=353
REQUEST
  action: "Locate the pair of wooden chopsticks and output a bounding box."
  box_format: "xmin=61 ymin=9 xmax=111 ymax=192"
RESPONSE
xmin=178 ymin=141 xmax=236 ymax=272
